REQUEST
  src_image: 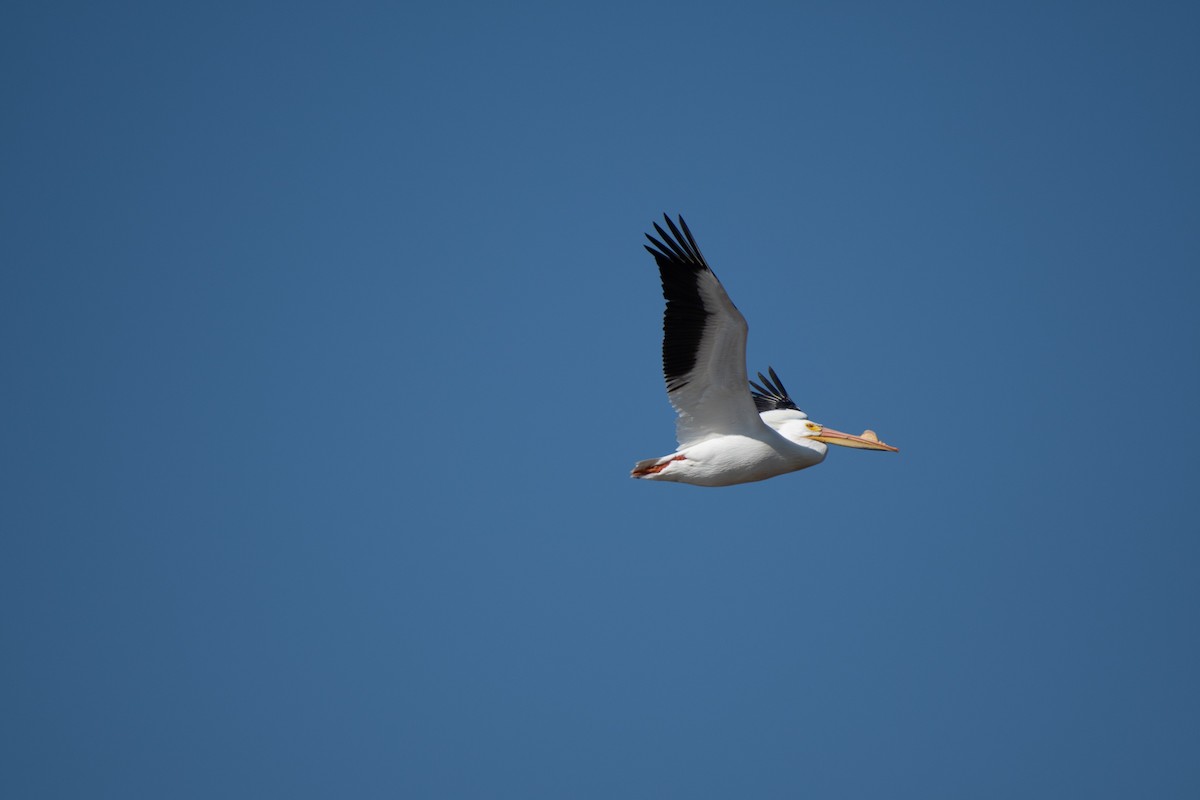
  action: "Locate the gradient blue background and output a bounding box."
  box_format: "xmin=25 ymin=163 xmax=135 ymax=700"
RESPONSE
xmin=4 ymin=1 xmax=1199 ymax=797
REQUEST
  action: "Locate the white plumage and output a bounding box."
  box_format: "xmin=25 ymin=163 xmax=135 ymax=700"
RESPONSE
xmin=632 ymin=215 xmax=897 ymax=487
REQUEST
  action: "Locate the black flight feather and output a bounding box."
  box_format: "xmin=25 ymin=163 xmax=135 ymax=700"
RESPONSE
xmin=749 ymin=366 xmax=799 ymax=412
xmin=643 ymin=214 xmax=713 ymax=393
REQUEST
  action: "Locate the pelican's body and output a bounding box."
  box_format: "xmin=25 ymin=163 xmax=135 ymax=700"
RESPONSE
xmin=632 ymin=215 xmax=897 ymax=487
xmin=634 ymin=432 xmax=820 ymax=487
xmin=633 ymin=411 xmax=828 ymax=487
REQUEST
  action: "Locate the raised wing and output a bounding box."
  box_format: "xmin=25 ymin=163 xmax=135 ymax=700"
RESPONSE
xmin=749 ymin=366 xmax=802 ymax=413
xmin=644 ymin=215 xmax=769 ymax=448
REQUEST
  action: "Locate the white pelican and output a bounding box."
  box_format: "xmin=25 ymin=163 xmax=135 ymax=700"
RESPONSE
xmin=632 ymin=214 xmax=898 ymax=487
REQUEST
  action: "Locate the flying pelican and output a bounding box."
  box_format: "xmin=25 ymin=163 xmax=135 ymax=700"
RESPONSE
xmin=632 ymin=214 xmax=898 ymax=487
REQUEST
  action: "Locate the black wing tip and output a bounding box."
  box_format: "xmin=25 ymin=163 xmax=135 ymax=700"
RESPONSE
xmin=648 ymin=214 xmax=712 ymax=390
xmin=643 ymin=213 xmax=708 ymax=270
xmin=749 ymin=365 xmax=799 ymax=412
xmin=660 ymin=212 xmax=686 ymax=229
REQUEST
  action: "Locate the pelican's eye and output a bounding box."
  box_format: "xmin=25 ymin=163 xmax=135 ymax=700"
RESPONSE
xmin=805 ymin=422 xmax=821 ymax=432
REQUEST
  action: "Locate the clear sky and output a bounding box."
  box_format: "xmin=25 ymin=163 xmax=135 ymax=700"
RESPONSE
xmin=3 ymin=1 xmax=1199 ymax=797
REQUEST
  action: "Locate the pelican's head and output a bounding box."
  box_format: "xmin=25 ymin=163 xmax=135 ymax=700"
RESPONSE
xmin=751 ymin=368 xmax=898 ymax=454
xmin=768 ymin=413 xmax=898 ymax=453
xmin=803 ymin=420 xmax=899 ymax=452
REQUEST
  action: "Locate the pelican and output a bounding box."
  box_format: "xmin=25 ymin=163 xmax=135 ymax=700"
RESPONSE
xmin=632 ymin=214 xmax=898 ymax=487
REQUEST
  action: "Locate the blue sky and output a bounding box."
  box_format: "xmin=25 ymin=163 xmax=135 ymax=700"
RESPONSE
xmin=3 ymin=1 xmax=1199 ymax=797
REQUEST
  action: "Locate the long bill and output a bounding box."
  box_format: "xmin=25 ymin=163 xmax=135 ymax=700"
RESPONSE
xmin=811 ymin=427 xmax=899 ymax=452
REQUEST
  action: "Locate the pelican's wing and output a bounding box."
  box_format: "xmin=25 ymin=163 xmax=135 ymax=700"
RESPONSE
xmin=749 ymin=366 xmax=802 ymax=413
xmin=644 ymin=215 xmax=769 ymax=448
